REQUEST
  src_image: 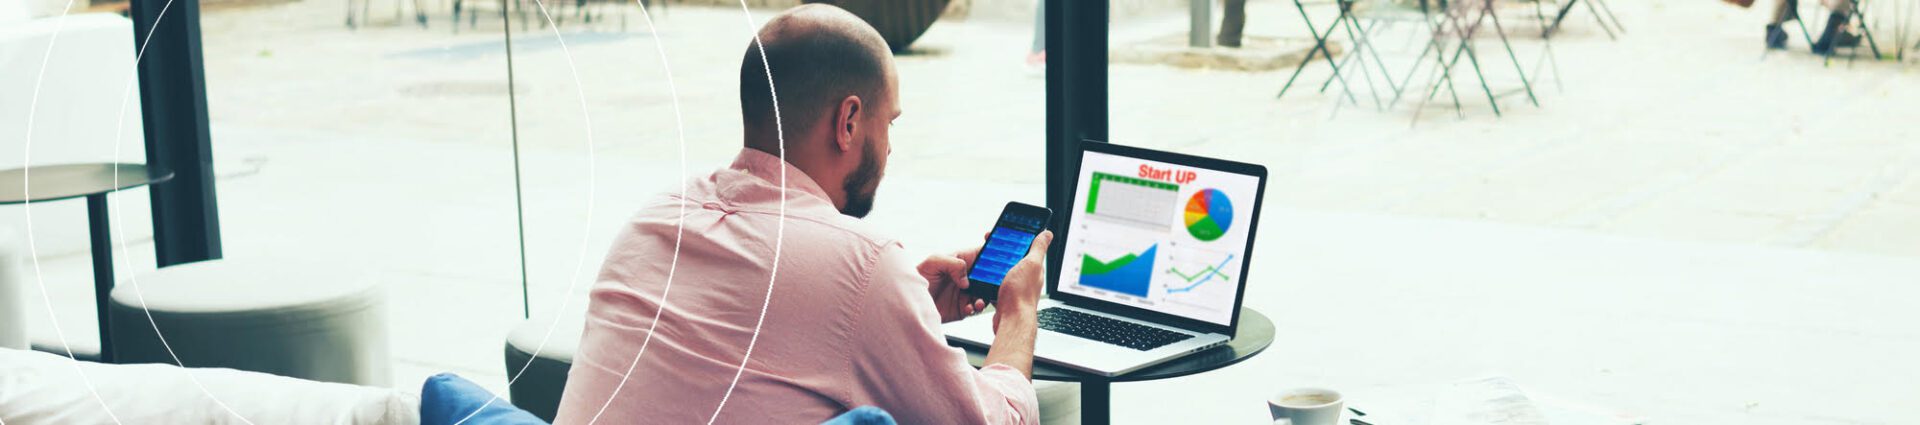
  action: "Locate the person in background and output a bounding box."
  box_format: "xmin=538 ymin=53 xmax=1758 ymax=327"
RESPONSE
xmin=1766 ymin=0 xmax=1860 ymax=53
xmin=1028 ymin=0 xmax=1047 ymax=67
xmin=1219 ymin=0 xmax=1249 ymax=47
xmin=1036 ymin=0 xmax=1251 ymax=53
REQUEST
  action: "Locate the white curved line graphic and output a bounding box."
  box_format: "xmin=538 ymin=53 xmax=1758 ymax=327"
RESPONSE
xmin=706 ymin=3 xmax=786 ymax=424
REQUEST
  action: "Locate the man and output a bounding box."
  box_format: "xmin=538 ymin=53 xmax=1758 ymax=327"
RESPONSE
xmin=1028 ymin=0 xmax=1046 ymax=67
xmin=1218 ymin=0 xmax=1248 ymax=48
xmin=552 ymin=5 xmax=1049 ymax=424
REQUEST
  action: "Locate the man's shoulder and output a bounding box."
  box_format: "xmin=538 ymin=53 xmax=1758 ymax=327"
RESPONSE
xmin=677 ymin=168 xmax=893 ymax=246
xmin=713 ymin=199 xmax=897 ymax=251
xmin=798 ymin=211 xmax=897 ymax=249
xmin=631 ymin=190 xmax=902 ymax=261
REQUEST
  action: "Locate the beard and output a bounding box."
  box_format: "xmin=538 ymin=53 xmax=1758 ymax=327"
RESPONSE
xmin=840 ymin=139 xmax=883 ymax=218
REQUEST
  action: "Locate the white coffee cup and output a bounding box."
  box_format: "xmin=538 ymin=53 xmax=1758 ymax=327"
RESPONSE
xmin=1268 ymin=387 xmax=1344 ymax=425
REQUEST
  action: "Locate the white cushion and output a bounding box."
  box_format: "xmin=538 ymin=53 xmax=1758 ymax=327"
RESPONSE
xmin=0 ymin=348 xmax=418 ymax=424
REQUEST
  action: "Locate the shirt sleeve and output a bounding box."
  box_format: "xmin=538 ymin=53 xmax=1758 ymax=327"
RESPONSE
xmin=843 ymin=243 xmax=1039 ymax=425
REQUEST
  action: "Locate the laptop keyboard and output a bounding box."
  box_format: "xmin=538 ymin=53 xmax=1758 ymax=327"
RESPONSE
xmin=1037 ymin=307 xmax=1195 ymax=351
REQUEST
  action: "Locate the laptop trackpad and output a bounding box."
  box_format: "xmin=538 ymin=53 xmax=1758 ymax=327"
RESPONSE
xmin=1036 ymin=328 xmax=1101 ymax=355
xmin=1035 ymin=328 xmax=1146 ymax=370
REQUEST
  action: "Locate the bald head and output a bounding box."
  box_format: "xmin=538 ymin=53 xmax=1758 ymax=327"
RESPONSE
xmin=738 ymin=4 xmax=894 ymax=149
xmin=737 ymin=5 xmax=900 ymax=218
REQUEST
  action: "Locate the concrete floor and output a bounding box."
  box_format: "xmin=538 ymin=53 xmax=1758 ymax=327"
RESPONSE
xmin=9 ymin=0 xmax=1920 ymax=423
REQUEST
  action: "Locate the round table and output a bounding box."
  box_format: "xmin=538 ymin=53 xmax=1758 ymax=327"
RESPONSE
xmin=0 ymin=163 xmax=173 ymax=362
xmin=964 ymin=307 xmax=1274 ymax=425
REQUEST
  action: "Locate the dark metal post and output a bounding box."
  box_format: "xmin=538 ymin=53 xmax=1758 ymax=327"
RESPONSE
xmin=131 ymin=0 xmax=223 ymax=268
xmin=1045 ymin=3 xmax=1114 ymax=422
xmin=1082 ymin=381 xmax=1112 ymax=425
xmin=1045 ymin=0 xmax=1108 ymax=285
xmin=85 ymin=194 xmax=115 ymax=362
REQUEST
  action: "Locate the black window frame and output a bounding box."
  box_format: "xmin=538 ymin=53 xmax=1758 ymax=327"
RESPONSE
xmin=132 ymin=0 xmax=223 ymax=267
xmin=1044 ymin=0 xmax=1108 ymax=284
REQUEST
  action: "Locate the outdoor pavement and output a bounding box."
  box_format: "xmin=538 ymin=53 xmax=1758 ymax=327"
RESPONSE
xmin=9 ymin=0 xmax=1920 ymax=423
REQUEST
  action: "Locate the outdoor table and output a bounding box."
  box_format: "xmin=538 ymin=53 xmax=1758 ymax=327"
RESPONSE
xmin=962 ymin=307 xmax=1275 ymax=425
xmin=0 ymin=163 xmax=173 ymax=363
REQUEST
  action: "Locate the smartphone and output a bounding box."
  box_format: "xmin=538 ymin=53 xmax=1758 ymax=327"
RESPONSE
xmin=965 ymin=202 xmax=1053 ymax=302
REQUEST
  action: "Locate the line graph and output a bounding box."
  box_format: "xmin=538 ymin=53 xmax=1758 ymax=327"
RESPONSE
xmin=1164 ymin=254 xmax=1234 ymax=294
xmin=1167 ymin=264 xmax=1230 ymax=283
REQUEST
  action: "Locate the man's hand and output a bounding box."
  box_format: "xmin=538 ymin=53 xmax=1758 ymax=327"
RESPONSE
xmin=991 ymin=230 xmax=1051 ymax=333
xmin=919 ymin=247 xmax=988 ymax=323
xmin=984 ymin=230 xmax=1052 ymax=379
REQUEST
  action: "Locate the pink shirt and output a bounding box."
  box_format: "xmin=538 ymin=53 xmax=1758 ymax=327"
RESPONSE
xmin=553 ymin=149 xmax=1038 ymax=424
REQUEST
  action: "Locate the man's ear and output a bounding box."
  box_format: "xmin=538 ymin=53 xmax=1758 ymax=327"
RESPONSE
xmin=833 ymin=95 xmax=862 ymax=152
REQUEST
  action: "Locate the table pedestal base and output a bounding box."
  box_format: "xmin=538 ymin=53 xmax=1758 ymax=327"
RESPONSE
xmin=1082 ymin=381 xmax=1110 ymax=425
xmin=86 ymin=194 xmax=115 ymax=363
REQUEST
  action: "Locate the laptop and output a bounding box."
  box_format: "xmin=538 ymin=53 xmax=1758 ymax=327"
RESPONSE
xmin=944 ymin=141 xmax=1267 ymax=377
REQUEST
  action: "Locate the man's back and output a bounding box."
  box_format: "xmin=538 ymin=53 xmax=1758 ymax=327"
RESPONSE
xmin=553 ymin=150 xmax=1037 ymax=424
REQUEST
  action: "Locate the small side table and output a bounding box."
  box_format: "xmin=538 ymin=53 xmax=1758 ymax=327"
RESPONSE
xmin=0 ymin=163 xmax=174 ymax=362
xmin=964 ymin=307 xmax=1275 ymax=425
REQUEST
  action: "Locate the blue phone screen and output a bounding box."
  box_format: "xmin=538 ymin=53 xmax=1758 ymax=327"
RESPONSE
xmin=968 ymin=212 xmax=1045 ymax=285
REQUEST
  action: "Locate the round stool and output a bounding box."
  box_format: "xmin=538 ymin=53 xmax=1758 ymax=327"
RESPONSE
xmin=107 ymin=258 xmax=390 ymax=386
xmin=504 ymin=309 xmax=585 ymax=423
xmin=1035 ymin=381 xmax=1082 ymax=424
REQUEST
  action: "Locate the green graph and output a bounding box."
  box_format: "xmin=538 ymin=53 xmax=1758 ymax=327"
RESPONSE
xmin=1164 ymin=253 xmax=1234 ymax=294
xmin=1082 ymin=252 xmax=1140 ymax=275
xmin=1080 ymin=245 xmax=1157 ymax=297
xmin=1166 ymin=265 xmax=1230 ymax=283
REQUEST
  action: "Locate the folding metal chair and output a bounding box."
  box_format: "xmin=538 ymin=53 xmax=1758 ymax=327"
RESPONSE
xmin=1521 ymin=0 xmax=1565 ymax=93
xmin=569 ymin=0 xmax=647 ymax=32
xmin=1541 ymin=0 xmax=1624 ymax=40
xmin=1418 ymin=0 xmax=1540 ymax=118
xmin=1332 ymin=0 xmax=1443 ymax=111
xmin=1908 ymin=0 xmax=1920 ymax=59
xmin=1322 ymin=2 xmax=1404 ymax=112
xmin=1279 ymin=0 xmax=1473 ymax=115
xmin=1906 ymin=0 xmax=1919 ymax=60
xmin=1279 ymin=0 xmax=1543 ymax=121
xmin=1277 ymin=0 xmax=1366 ymax=107
xmin=534 ymin=0 xmax=640 ymax=31
xmin=1355 ymin=0 xmax=1472 ymax=115
xmin=346 ymin=0 xmax=429 ymax=29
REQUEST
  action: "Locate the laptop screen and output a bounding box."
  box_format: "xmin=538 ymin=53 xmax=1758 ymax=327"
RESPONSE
xmin=1056 ymin=148 xmax=1260 ymax=327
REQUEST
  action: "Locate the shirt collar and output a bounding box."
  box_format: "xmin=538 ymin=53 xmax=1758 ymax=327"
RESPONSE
xmin=730 ymin=147 xmax=836 ymax=205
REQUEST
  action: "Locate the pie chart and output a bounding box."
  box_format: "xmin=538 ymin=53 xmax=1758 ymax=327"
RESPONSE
xmin=1183 ymin=189 xmax=1233 ymax=242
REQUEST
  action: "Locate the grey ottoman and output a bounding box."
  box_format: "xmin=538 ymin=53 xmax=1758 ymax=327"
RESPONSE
xmin=1035 ymin=381 xmax=1081 ymax=424
xmin=107 ymin=259 xmax=390 ymax=386
xmin=504 ymin=309 xmax=585 ymax=423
